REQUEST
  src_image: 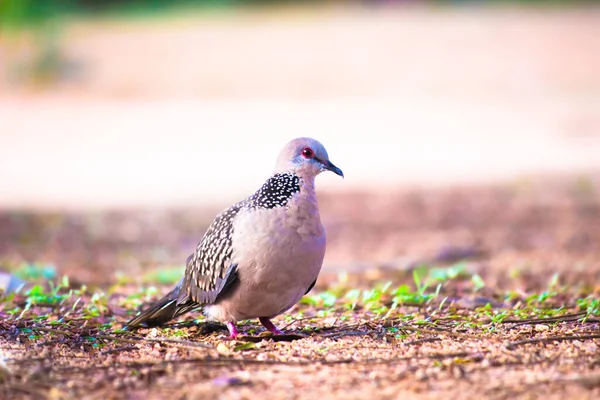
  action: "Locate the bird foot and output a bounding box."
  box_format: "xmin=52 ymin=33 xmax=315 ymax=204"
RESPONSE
xmin=226 ymin=321 xmax=239 ymax=339
xmin=259 ymin=317 xmax=284 ymax=335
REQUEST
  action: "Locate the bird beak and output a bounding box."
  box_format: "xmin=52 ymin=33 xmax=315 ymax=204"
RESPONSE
xmin=322 ymin=159 xmax=344 ymax=178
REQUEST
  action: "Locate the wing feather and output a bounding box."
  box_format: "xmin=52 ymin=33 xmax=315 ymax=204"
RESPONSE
xmin=177 ymin=203 xmax=242 ymax=305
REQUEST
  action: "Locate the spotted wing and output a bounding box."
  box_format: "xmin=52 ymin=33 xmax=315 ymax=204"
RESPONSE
xmin=177 ymin=204 xmax=242 ymax=305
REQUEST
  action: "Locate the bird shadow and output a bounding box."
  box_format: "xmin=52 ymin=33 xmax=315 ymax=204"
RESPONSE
xmin=166 ymin=320 xmax=307 ymax=342
xmin=238 ymin=333 xmax=306 ymax=343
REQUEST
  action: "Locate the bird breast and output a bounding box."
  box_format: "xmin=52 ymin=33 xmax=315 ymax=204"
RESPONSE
xmin=214 ymin=181 xmax=326 ymax=321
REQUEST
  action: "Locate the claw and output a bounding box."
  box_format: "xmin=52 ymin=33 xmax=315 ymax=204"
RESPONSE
xmin=259 ymin=317 xmax=283 ymax=335
xmin=226 ymin=321 xmax=239 ymax=338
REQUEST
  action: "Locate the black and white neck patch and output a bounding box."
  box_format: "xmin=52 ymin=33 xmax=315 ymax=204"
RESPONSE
xmin=246 ymin=172 xmax=301 ymax=210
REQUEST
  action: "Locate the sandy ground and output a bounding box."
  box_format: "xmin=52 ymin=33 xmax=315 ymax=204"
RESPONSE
xmin=1 ymin=5 xmax=600 ymax=400
xmin=1 ymin=178 xmax=600 ymax=399
xmin=1 ymin=5 xmax=600 ymax=209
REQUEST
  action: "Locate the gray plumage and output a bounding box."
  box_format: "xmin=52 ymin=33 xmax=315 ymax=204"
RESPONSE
xmin=126 ymin=138 xmax=343 ymax=337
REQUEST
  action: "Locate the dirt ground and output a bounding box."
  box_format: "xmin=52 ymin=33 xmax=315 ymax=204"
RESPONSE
xmin=1 ymin=4 xmax=600 ymax=399
xmin=1 ymin=177 xmax=600 ymax=399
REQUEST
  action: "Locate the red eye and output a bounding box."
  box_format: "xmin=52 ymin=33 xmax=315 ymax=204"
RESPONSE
xmin=301 ymin=147 xmax=314 ymax=159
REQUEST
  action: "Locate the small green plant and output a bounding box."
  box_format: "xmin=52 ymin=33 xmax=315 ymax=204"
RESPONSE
xmin=471 ymin=274 xmax=485 ymax=291
xmin=412 ymin=265 xmax=429 ymax=297
xmin=577 ymin=296 xmax=600 ymax=318
xmin=428 ymin=263 xmax=469 ymax=282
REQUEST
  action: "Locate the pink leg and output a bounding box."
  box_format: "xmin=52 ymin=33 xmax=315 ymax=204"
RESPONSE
xmin=226 ymin=321 xmax=239 ymax=338
xmin=259 ymin=317 xmax=283 ymax=335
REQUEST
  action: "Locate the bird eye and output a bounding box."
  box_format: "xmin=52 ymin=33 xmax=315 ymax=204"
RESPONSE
xmin=301 ymin=147 xmax=314 ymax=159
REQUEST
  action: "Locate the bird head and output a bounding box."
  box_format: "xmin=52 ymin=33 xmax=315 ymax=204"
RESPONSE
xmin=274 ymin=137 xmax=344 ymax=179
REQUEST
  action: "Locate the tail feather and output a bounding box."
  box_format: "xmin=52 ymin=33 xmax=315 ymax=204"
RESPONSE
xmin=125 ymin=287 xmax=199 ymax=329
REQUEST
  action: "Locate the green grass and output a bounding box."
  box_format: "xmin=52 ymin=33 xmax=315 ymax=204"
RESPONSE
xmin=0 ymin=261 xmax=597 ymax=345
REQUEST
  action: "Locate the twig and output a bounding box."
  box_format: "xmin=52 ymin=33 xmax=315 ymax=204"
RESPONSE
xmin=40 ymin=350 xmax=492 ymax=375
xmin=309 ymin=323 xmax=358 ymax=334
xmin=95 ymin=334 xmax=214 ymax=349
xmin=6 ymin=348 xmax=492 ymax=384
xmin=404 ymin=337 xmax=442 ymax=346
xmin=322 ymin=331 xmax=372 ymax=339
xmin=393 ymin=325 xmax=475 ymax=339
xmin=37 ymin=338 xmax=66 ymax=347
xmin=32 ymin=327 xmax=74 ymax=337
xmin=505 ymin=334 xmax=600 ymax=350
xmin=501 ymin=312 xmax=588 ymax=325
xmin=384 ymin=300 xmax=427 ymax=309
xmin=52 ymin=356 xmax=349 ymax=374
xmin=280 ymin=316 xmax=319 ymax=330
xmin=423 ymin=351 xmax=476 ymax=360
xmin=239 ymin=333 xmax=306 ymax=343
xmin=101 ymin=346 xmax=138 ymax=355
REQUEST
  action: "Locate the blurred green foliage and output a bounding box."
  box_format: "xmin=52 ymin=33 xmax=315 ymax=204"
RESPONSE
xmin=0 ymin=0 xmax=271 ymax=28
xmin=1 ymin=0 xmax=595 ymax=28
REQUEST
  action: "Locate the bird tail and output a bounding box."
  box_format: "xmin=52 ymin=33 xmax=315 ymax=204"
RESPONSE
xmin=125 ymin=286 xmax=199 ymax=329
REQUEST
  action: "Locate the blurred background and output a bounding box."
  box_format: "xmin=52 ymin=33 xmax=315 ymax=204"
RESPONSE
xmin=0 ymin=0 xmax=599 ymax=288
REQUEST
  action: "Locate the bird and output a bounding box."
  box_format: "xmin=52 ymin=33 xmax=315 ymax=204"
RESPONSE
xmin=126 ymin=137 xmax=343 ymax=338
